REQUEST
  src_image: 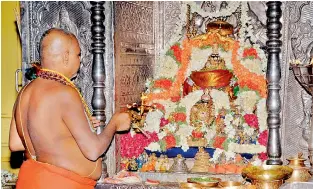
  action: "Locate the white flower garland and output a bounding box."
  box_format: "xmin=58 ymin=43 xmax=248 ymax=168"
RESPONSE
xmin=244 ymin=124 xmax=255 ymax=137
xmin=186 ymin=47 xmax=212 ymax=77
xmin=256 ymin=98 xmax=267 ymax=132
xmin=211 ymin=148 xmax=224 ymax=163
xmin=210 ymin=89 xmax=230 ymax=115
xmin=176 ymin=124 xmax=194 ymax=138
xmin=158 ymin=131 xmax=167 ymax=140
xmin=152 ymin=99 xmax=177 ymax=119
xmin=228 ymin=143 xmax=266 ymax=154
xmin=241 ymin=58 xmax=263 ymax=75
xmin=154 ymin=55 xmax=179 ymax=79
xmin=145 ymin=142 xmax=161 ymax=152
xmin=144 ymin=110 xmax=164 ymax=133
xmin=235 ymin=91 xmax=259 ymax=114
xmin=204 ymin=128 xmax=216 ymax=142
xmin=164 ymin=123 xmax=177 ymax=133
xmin=180 ymin=135 xmax=190 ymax=152
xmin=239 ymin=2 xmax=267 ymax=72
xmin=225 ymin=126 xmax=236 ymax=139
xmin=219 ymin=50 xmax=233 ymax=70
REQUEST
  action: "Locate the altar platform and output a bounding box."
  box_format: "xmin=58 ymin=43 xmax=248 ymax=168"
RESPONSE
xmin=95 ymin=182 xmax=179 ymax=189
xmin=95 ymin=182 xmax=313 ymax=189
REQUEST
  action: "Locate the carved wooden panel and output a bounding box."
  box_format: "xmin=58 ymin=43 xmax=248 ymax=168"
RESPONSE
xmin=281 ymin=1 xmax=313 ymax=164
xmin=114 ymin=1 xmax=154 ymax=111
xmin=114 ymin=1 xmax=154 ymax=172
xmin=20 ymin=1 xmax=94 ymax=109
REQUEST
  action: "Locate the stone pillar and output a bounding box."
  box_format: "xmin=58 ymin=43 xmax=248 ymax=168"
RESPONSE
xmin=266 ymin=1 xmax=283 ymax=165
xmin=90 ymin=1 xmax=107 ymax=180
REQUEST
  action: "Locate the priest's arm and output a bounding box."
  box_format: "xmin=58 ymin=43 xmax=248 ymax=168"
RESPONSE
xmin=62 ymin=86 xmax=131 ymax=161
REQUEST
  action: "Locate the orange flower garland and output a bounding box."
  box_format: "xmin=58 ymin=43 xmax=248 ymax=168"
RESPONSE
xmin=231 ymin=42 xmax=267 ymax=98
xmin=146 ymin=32 xmax=267 ymax=103
xmin=153 ymin=79 xmax=173 ymax=90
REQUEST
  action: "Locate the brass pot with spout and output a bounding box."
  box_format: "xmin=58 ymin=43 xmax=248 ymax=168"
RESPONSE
xmin=286 ymin=152 xmax=311 ymax=182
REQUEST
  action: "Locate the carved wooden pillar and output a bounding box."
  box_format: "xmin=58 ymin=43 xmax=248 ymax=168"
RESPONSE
xmin=90 ymin=1 xmax=107 ymax=179
xmin=266 ymin=1 xmax=283 ymax=165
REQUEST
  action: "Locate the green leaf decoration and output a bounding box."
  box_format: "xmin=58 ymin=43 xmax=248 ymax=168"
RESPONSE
xmin=175 ymin=135 xmax=181 ymax=146
xmin=175 ymin=106 xmax=186 ymax=113
xmin=177 ymin=121 xmax=186 ymax=126
xmin=222 ymin=138 xmax=232 ymax=151
xmin=159 ymin=140 xmax=167 ymax=152
xmin=233 ymin=86 xmax=240 ymax=97
xmin=200 ymin=45 xmax=212 ymax=49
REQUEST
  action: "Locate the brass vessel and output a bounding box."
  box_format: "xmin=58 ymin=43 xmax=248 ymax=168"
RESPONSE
xmin=219 ymin=181 xmax=242 ymax=187
xmin=179 ymin=182 xmax=202 ymax=189
xmin=242 ymin=165 xmax=293 ymax=189
xmin=206 ymin=20 xmax=234 ymax=36
xmin=286 ymin=153 xmax=311 ymax=182
xmin=253 ymin=180 xmax=283 ymax=189
xmin=169 ymin=154 xmax=188 ymax=173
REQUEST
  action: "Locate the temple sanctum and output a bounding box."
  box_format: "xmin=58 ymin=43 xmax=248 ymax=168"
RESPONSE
xmin=2 ymin=1 xmax=313 ymax=189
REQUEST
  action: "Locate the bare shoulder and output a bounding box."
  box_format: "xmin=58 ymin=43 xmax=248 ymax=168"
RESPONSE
xmin=51 ymin=84 xmax=82 ymax=105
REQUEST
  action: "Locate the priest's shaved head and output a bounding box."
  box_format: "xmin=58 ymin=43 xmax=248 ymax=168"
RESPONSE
xmin=39 ymin=28 xmax=81 ymax=78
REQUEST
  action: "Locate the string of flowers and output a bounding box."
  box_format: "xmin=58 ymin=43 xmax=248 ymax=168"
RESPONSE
xmin=147 ymin=33 xmax=267 ymax=102
xmin=231 ymin=41 xmax=267 ymax=98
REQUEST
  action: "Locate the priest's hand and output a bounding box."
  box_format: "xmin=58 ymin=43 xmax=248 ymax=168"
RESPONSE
xmin=91 ymin=116 xmax=101 ymax=128
xmin=113 ymin=112 xmax=131 ymax=132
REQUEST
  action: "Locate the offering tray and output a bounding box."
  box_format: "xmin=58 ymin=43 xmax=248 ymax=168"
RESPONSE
xmin=242 ymin=165 xmax=293 ymax=189
xmin=242 ymin=165 xmax=293 ymax=181
xmin=187 ymin=177 xmax=221 ymax=187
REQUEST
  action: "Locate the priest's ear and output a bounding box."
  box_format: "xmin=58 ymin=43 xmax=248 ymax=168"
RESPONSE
xmin=63 ymin=50 xmax=69 ymax=66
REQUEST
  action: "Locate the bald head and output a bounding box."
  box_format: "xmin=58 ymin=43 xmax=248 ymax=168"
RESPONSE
xmin=40 ymin=28 xmax=75 ymax=60
xmin=39 ymin=28 xmax=81 ymax=78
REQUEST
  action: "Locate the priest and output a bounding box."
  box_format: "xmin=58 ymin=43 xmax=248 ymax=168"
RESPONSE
xmin=9 ymin=28 xmax=131 ymax=189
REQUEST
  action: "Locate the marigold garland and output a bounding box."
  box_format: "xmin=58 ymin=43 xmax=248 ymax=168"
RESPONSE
xmin=231 ymin=42 xmax=267 ymax=98
xmin=164 ymin=135 xmax=176 ymax=149
xmin=243 ymin=47 xmax=258 ymax=59
xmin=146 ymin=32 xmax=267 ymax=103
xmin=153 ymin=79 xmax=173 ymax=90
xmin=170 ymin=44 xmax=182 ymax=63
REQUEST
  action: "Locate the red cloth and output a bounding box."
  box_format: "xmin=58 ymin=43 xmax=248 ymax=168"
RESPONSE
xmin=16 ymin=159 xmax=96 ymax=189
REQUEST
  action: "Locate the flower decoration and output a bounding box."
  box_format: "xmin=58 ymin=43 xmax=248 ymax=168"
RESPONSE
xmin=153 ymin=79 xmax=173 ymax=90
xmin=232 ymin=42 xmax=267 ymax=98
xmin=192 ymin=130 xmax=204 ymax=138
xmin=164 ymin=135 xmax=176 ymax=149
xmin=121 ymin=4 xmax=270 ymax=163
xmin=243 ymin=47 xmax=258 ymax=59
xmin=213 ymin=136 xmax=227 ymax=149
xmin=120 ymin=132 xmax=158 ymax=158
xmin=258 ymin=130 xmax=268 ymax=146
xmin=258 ymin=152 xmax=268 ymax=161
xmin=169 ymin=44 xmax=182 ymax=63
xmin=171 ymin=112 xmax=187 ymax=123
xmin=244 ymin=114 xmax=259 ymax=129
xmin=144 ymin=110 xmax=163 ymax=133
xmin=160 ymin=117 xmax=169 ymax=127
